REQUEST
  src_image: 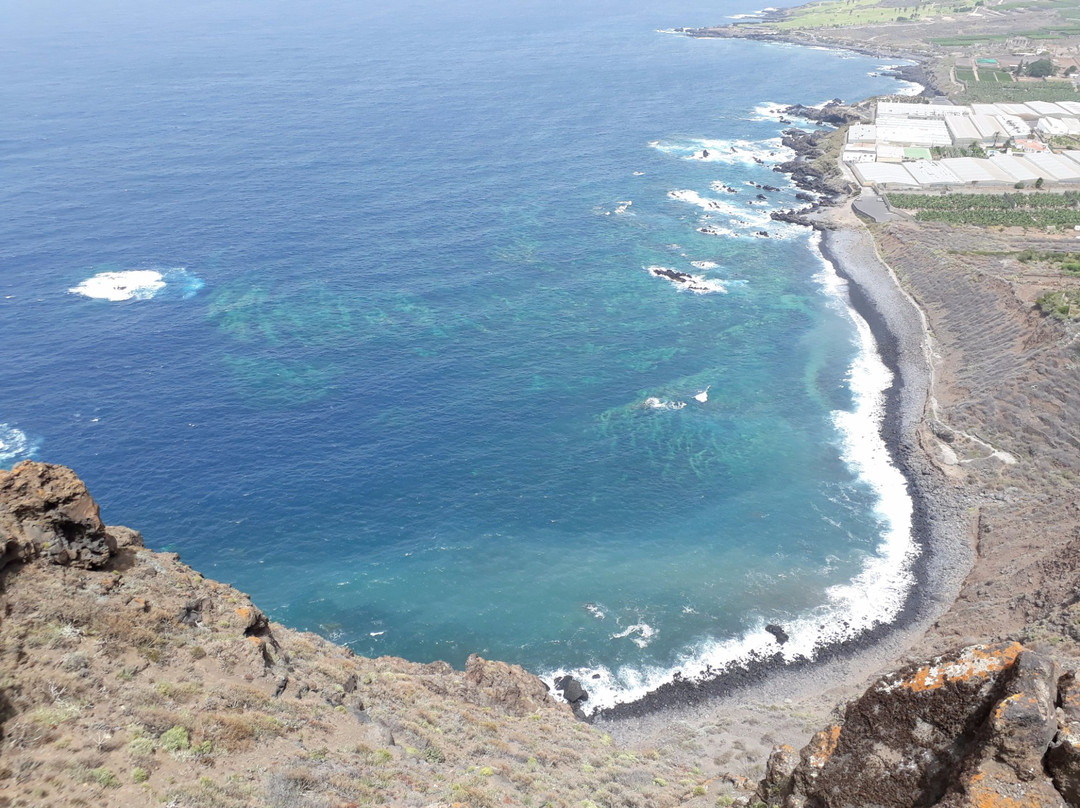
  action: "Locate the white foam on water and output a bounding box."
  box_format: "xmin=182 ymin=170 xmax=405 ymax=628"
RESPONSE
xmin=541 ymin=233 xmax=917 ymax=715
xmin=647 ymin=266 xmax=727 ymax=295
xmin=697 ymin=224 xmax=737 ymax=238
xmin=650 ymin=137 xmax=794 ymax=167
xmin=694 ymin=386 xmax=710 ymax=403
xmin=0 ymin=424 xmax=37 ymax=466
xmin=585 ymin=603 xmax=607 ymax=620
xmin=70 ymin=270 xmax=165 ymax=301
xmin=668 ymin=189 xmax=742 ymax=217
xmin=748 ymin=101 xmax=789 ymax=121
xmin=642 ymin=397 xmax=687 ymax=411
xmin=690 ymin=261 xmax=719 ymax=270
xmin=611 ymin=623 xmax=656 ymax=649
xmin=69 ymin=267 xmax=205 ymax=301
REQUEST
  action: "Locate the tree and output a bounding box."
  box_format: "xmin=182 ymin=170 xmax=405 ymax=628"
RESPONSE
xmin=1035 ymin=177 xmax=1045 ymax=189
xmin=1027 ymin=58 xmax=1056 ymax=78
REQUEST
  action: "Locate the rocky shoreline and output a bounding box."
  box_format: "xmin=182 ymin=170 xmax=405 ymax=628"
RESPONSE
xmin=595 ymin=202 xmax=973 ymax=725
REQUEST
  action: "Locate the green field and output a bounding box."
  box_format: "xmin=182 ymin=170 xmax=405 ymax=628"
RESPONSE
xmin=955 ymin=66 xmax=1015 ymax=84
xmin=768 ymin=0 xmax=980 ymax=29
xmin=955 ymin=80 xmax=1077 ymax=103
xmin=886 ymin=191 xmax=1080 ymax=227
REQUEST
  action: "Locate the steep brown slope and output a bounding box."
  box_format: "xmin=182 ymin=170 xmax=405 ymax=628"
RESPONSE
xmin=0 ymin=462 xmax=722 ymax=808
xmin=871 ymin=220 xmax=1080 ymax=657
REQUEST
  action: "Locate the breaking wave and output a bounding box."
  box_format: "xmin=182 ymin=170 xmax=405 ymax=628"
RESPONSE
xmin=69 ymin=267 xmax=205 ymax=301
xmin=0 ymin=424 xmax=37 ymax=467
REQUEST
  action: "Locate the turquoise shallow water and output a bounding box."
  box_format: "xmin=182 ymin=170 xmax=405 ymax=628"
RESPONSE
xmin=0 ymin=0 xmax=919 ymax=709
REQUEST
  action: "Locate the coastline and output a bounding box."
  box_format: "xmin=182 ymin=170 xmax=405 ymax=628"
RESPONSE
xmin=598 ymin=203 xmax=975 ymax=762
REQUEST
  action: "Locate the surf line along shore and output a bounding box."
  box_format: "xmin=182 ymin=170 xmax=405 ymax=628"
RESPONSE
xmin=594 ymin=199 xmax=975 ymax=735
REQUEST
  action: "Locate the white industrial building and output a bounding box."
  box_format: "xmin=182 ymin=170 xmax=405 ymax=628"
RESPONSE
xmin=904 ymin=160 xmax=962 ymax=186
xmin=1022 ymin=152 xmax=1080 ymax=182
xmin=938 ymin=157 xmax=1016 ymax=186
xmin=946 ymin=115 xmax=983 ymax=146
xmin=850 ymin=162 xmax=919 ymax=188
xmin=986 ymin=154 xmax=1041 ymax=183
xmin=846 ymin=98 xmax=1080 ymax=190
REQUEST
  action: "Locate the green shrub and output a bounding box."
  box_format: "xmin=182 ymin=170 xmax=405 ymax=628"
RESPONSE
xmin=159 ymin=725 xmax=190 ymax=752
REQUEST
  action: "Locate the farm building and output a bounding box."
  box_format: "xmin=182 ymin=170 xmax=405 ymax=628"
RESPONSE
xmin=938 ymin=157 xmax=1015 ymax=186
xmin=1036 ymin=117 xmax=1071 ymax=137
xmin=1025 ymin=101 xmax=1073 ymax=118
xmin=946 ymin=115 xmax=982 ymax=146
xmin=850 ymin=162 xmax=918 ymax=188
xmin=904 ymin=161 xmax=961 ymax=187
xmin=876 ymin=101 xmax=971 ymax=119
xmin=1021 ymin=152 xmax=1080 ymax=183
xmin=877 ymin=144 xmax=905 ymax=163
xmin=875 ymin=117 xmax=952 ymax=147
xmin=986 ymin=154 xmax=1041 ymax=183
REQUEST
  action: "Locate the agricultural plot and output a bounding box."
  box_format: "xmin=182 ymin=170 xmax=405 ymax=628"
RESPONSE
xmin=956 ymin=79 xmax=1077 ymax=103
xmin=886 ymin=191 xmax=1080 ymax=227
xmin=770 ymin=0 xmax=978 ymax=29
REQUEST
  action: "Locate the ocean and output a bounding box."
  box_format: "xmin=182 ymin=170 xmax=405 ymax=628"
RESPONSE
xmin=1 ymin=0 xmax=921 ymax=711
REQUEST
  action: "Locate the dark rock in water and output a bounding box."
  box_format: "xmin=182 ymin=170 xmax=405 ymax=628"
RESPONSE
xmin=764 ymin=624 xmax=789 ymax=644
xmin=0 ymin=461 xmax=143 ymax=571
xmin=759 ymin=643 xmax=1071 ymax=808
xmin=650 ymin=267 xmax=692 ymax=284
xmin=795 ymin=192 xmax=816 ymax=202
xmin=702 ymin=149 xmax=710 ymax=158
xmin=756 ymin=193 xmax=768 ymax=200
xmin=554 ymin=675 xmax=588 ymax=705
xmin=756 ymin=231 xmax=770 ymax=238
xmin=762 ymin=184 xmax=780 ymax=192
xmin=781 ymin=101 xmax=864 ymax=127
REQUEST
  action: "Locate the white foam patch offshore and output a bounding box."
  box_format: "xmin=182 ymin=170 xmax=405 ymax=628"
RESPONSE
xmin=643 ymin=397 xmax=686 ymax=411
xmin=542 ymin=233 xmax=918 ymax=715
xmin=0 ymin=424 xmax=37 ymax=466
xmin=647 ymin=266 xmax=727 ymax=295
xmin=669 ymin=189 xmax=799 ymax=239
xmin=69 ymin=267 xmax=205 ymax=301
xmin=690 ymin=261 xmax=719 ymax=270
xmin=611 ymin=623 xmax=656 ymax=649
xmin=668 ymin=189 xmax=742 ymax=216
xmin=650 ymin=137 xmax=794 ymax=167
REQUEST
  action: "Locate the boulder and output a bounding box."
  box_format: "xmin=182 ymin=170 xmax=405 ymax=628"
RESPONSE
xmin=463 ymin=654 xmax=560 ymax=717
xmin=0 ymin=461 xmax=123 ymax=571
xmin=1047 ymin=670 xmax=1080 ymax=803
xmin=762 ymin=643 xmax=1070 ymax=808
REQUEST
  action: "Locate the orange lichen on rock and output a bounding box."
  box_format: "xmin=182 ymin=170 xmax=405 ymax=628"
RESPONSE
xmin=960 ymin=767 xmax=1067 ymax=808
xmin=806 ymin=725 xmax=841 ymax=769
xmin=882 ymin=641 xmax=1023 ymax=694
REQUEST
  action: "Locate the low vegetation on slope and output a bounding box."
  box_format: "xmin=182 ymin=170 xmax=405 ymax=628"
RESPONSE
xmin=0 ymin=463 xmax=725 ymax=808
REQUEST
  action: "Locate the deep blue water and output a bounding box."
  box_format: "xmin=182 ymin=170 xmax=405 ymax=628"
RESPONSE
xmin=1 ymin=0 xmax=918 ymax=709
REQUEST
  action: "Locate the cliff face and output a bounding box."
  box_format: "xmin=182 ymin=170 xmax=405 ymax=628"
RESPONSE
xmin=0 ymin=462 xmax=717 ymax=808
xmin=760 ymin=642 xmax=1080 ymax=807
